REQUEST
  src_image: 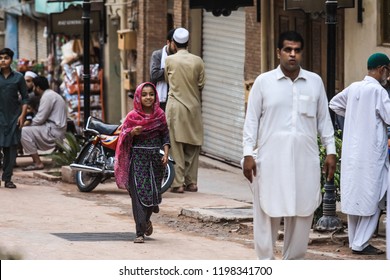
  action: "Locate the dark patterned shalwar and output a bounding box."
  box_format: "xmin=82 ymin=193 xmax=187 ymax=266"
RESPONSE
xmin=128 ymin=137 xmax=166 ymax=237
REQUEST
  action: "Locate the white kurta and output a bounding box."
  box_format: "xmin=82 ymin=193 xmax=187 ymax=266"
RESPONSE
xmin=329 ymin=76 xmax=390 ymax=216
xmin=243 ymin=66 xmax=335 ymax=217
xmin=387 ymin=184 xmax=389 ymax=260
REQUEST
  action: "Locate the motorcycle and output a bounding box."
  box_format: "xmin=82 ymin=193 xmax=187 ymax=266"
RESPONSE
xmin=70 ymin=116 xmax=175 ymax=193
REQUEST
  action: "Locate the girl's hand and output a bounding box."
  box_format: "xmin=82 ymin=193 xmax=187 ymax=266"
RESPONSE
xmin=161 ymin=154 xmax=168 ymax=167
xmin=131 ymin=126 xmax=143 ymax=136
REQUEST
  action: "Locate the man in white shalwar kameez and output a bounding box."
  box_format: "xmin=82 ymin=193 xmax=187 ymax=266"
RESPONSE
xmin=329 ymin=53 xmax=390 ymax=256
xmin=242 ymin=31 xmax=336 ymax=260
xmin=387 ymin=184 xmax=389 ymax=259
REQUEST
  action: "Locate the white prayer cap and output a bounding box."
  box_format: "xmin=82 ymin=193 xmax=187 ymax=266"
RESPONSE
xmin=25 ymin=71 xmax=38 ymax=78
xmin=173 ymin=28 xmax=189 ymax=44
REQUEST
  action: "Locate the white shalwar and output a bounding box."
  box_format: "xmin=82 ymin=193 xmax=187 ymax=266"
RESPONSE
xmin=329 ymin=76 xmax=390 ymax=251
xmin=387 ymin=185 xmax=389 ymax=259
xmin=243 ymin=66 xmax=335 ymax=259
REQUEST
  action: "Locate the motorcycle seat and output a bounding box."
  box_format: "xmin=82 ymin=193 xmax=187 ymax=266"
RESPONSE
xmin=87 ymin=119 xmax=119 ymax=135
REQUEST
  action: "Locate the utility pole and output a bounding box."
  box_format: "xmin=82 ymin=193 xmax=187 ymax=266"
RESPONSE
xmin=82 ymin=0 xmax=91 ymax=125
xmin=314 ymin=1 xmax=343 ymax=232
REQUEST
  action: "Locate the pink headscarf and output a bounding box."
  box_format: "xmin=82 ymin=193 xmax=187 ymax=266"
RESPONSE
xmin=114 ymin=82 xmax=167 ymax=189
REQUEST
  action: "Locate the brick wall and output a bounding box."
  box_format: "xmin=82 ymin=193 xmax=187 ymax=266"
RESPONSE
xmin=244 ymin=6 xmax=261 ymax=81
xmin=135 ymin=0 xmax=168 ymax=85
xmin=173 ymin=0 xmax=190 ymax=28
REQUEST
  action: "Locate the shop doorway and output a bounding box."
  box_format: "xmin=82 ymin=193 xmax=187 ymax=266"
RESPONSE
xmin=274 ymin=0 xmax=345 ymax=93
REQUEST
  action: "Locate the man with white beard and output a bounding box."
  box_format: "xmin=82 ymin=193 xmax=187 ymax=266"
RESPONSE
xmin=330 ymin=53 xmax=390 ymax=256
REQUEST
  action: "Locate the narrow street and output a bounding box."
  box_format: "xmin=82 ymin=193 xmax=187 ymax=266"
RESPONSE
xmin=0 ymin=155 xmax=386 ymax=261
xmin=1 ymin=156 xmax=257 ymax=260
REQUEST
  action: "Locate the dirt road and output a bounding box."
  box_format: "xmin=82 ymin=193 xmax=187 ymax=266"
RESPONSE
xmin=0 ymin=157 xmax=386 ymax=260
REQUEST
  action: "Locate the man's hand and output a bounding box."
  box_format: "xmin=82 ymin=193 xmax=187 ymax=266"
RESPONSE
xmin=243 ymin=156 xmax=257 ymax=183
xmin=17 ymin=116 xmax=25 ymax=129
xmin=322 ymin=154 xmax=337 ymax=181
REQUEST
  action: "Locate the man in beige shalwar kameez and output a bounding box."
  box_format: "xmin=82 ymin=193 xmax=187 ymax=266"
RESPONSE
xmin=164 ymin=27 xmax=205 ymax=193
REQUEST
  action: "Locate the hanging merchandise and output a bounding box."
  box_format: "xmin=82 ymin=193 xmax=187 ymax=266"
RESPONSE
xmin=61 ymin=63 xmax=104 ymax=128
xmin=61 ymin=40 xmax=79 ymax=66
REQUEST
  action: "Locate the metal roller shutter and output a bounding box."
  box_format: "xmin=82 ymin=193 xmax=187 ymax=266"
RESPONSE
xmin=201 ymin=9 xmax=245 ymax=165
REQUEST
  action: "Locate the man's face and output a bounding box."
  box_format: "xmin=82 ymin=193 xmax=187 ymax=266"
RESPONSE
xmin=0 ymin=54 xmax=12 ymax=70
xmin=25 ymin=76 xmax=34 ymax=91
xmin=167 ymin=40 xmax=176 ymax=55
xmin=380 ymin=65 xmax=390 ymax=86
xmin=277 ymin=40 xmax=303 ymax=78
xmin=33 ymin=84 xmax=42 ymax=96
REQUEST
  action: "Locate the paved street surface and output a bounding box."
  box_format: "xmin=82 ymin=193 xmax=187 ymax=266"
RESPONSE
xmin=0 ymin=155 xmax=386 ymax=260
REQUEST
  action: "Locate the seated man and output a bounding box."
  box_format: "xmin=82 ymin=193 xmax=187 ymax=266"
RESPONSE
xmin=21 ymin=76 xmax=67 ymax=171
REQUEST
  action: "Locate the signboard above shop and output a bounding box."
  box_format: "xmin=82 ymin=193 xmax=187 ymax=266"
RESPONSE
xmin=284 ymin=0 xmax=354 ymax=13
xmin=50 ymin=5 xmax=100 ymax=35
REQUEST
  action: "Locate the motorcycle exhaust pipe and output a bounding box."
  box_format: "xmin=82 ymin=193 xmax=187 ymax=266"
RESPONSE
xmin=70 ymin=163 xmax=103 ymax=173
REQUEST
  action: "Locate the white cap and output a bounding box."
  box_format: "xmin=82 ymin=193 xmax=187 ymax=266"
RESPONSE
xmin=173 ymin=28 xmax=189 ymax=44
xmin=25 ymin=71 xmax=37 ymax=78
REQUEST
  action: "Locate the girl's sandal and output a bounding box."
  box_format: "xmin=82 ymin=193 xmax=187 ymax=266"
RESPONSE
xmin=134 ymin=235 xmax=144 ymax=243
xmin=145 ymin=221 xmax=153 ymax=236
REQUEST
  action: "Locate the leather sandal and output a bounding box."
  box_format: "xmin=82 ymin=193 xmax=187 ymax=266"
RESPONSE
xmin=185 ymin=184 xmax=198 ymax=192
xmin=134 ymin=235 xmax=144 ymax=243
xmin=145 ymin=221 xmax=153 ymax=236
xmin=170 ymin=185 xmax=184 ymax=193
xmin=352 ymin=245 xmax=385 ymax=255
xmin=5 ymin=181 xmax=17 ymax=189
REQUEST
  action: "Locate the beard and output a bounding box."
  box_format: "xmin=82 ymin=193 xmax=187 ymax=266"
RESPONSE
xmin=381 ymin=73 xmax=388 ymax=86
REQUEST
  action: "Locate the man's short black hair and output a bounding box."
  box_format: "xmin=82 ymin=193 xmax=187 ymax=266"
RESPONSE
xmin=277 ymin=31 xmax=304 ymax=50
xmin=167 ymin=28 xmax=176 ymax=41
xmin=32 ymin=76 xmax=50 ymax=91
xmin=0 ymin=48 xmax=14 ymax=59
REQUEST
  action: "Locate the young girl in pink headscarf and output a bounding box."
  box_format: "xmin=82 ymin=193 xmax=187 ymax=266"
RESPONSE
xmin=115 ymin=82 xmax=170 ymax=243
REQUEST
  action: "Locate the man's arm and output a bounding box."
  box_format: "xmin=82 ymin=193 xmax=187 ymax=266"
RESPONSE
xmin=17 ymin=75 xmax=28 ymax=128
xmin=150 ymin=50 xmax=164 ymax=85
xmin=31 ymin=92 xmax=52 ymax=126
xmin=329 ymin=87 xmax=348 ymax=117
xmin=242 ymin=78 xmax=262 ymax=183
xmin=317 ymin=80 xmax=337 ymax=180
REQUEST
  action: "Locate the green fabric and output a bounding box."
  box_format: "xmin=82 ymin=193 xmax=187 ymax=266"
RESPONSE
xmin=367 ymin=53 xmax=390 ymax=69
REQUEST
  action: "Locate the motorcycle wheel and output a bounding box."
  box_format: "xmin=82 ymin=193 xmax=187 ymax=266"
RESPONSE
xmin=160 ymin=161 xmax=175 ymax=194
xmin=75 ymin=142 xmax=104 ymax=192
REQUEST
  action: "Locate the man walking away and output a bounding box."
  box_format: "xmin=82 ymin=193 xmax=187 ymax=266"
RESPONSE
xmin=164 ymin=27 xmax=206 ymax=193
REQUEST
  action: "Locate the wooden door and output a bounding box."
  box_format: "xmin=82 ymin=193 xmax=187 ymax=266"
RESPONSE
xmin=274 ymin=0 xmax=344 ymax=94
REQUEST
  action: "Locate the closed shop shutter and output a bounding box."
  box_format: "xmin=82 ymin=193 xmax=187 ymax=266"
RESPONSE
xmin=201 ymin=9 xmax=245 ymax=165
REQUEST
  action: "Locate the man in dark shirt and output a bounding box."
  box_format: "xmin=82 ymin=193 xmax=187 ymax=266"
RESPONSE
xmin=149 ymin=28 xmax=176 ymax=111
xmin=0 ymin=48 xmax=28 ymax=188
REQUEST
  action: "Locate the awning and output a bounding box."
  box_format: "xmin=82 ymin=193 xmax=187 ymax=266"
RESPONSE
xmin=0 ymin=0 xmax=47 ymax=20
xmin=35 ymin=0 xmax=82 ymax=14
